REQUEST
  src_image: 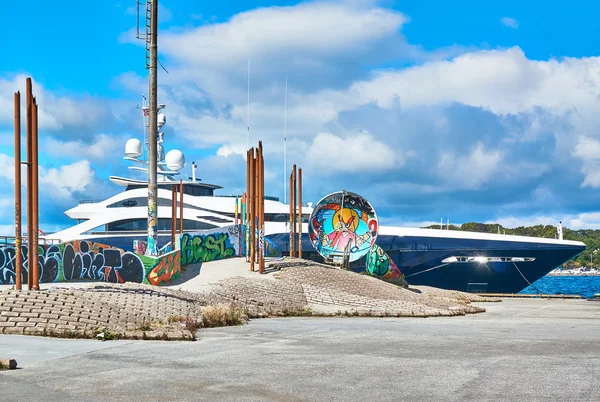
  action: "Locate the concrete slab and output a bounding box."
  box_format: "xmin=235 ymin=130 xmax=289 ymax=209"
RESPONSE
xmin=0 ymin=335 xmax=136 ymax=367
xmin=165 ymin=257 xmax=276 ymax=293
xmin=0 ymin=298 xmax=598 ymax=401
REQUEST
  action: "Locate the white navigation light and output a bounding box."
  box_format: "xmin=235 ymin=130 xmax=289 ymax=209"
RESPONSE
xmin=125 ymin=138 xmax=142 ymax=158
xmin=473 ymin=256 xmax=489 ymax=264
xmin=165 ymin=149 xmax=185 ymax=171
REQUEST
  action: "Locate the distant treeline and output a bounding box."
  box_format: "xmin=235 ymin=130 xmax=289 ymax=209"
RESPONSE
xmin=422 ymin=222 xmax=598 ymax=268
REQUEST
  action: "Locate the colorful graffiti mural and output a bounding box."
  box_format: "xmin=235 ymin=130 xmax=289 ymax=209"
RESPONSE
xmin=141 ymin=250 xmax=181 ymax=286
xmin=308 ymin=191 xmax=378 ymax=263
xmin=0 ymin=240 xmax=181 ymax=286
xmin=264 ymin=236 xmax=282 ymax=258
xmin=179 ymin=225 xmax=243 ymax=266
xmin=62 ymin=241 xmax=144 ymax=283
xmin=365 ymin=244 xmax=407 ymax=286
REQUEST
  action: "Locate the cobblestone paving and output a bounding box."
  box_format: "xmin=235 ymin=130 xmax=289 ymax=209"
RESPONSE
xmin=0 ymin=259 xmax=489 ymax=340
xmin=0 ymin=284 xmax=204 ymax=340
xmin=202 ymin=260 xmax=488 ymax=317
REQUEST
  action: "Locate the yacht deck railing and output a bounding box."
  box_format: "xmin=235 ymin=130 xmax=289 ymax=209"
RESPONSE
xmin=0 ymin=236 xmax=62 ymax=247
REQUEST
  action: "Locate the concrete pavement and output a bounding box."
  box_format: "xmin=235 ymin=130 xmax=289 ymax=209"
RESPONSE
xmin=1 ymin=298 xmax=599 ymax=401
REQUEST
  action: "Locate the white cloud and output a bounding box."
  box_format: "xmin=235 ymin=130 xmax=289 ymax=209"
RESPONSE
xmin=438 ymin=142 xmax=503 ymax=189
xmin=574 ymin=136 xmax=600 ymax=188
xmin=0 ymin=74 xmax=125 ymax=138
xmin=501 ymin=17 xmax=519 ymax=29
xmin=0 ymin=153 xmax=95 ymax=201
xmin=161 ymin=2 xmax=408 ymax=67
xmin=306 ymin=132 xmax=396 ymax=175
xmin=344 ymin=47 xmax=600 ymax=116
xmin=44 ymin=134 xmax=125 ymax=162
xmin=42 ymin=160 xmax=95 ymax=200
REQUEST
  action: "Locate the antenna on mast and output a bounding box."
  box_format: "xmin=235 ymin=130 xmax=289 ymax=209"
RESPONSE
xmin=283 ymin=75 xmax=288 ymax=204
xmin=247 ymin=58 xmax=250 ymax=151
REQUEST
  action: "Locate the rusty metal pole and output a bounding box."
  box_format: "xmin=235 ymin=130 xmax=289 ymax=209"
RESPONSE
xmin=298 ymin=168 xmax=302 ymax=259
xmin=26 ymin=78 xmax=33 ymax=290
xmin=249 ymin=148 xmax=255 ymax=271
xmin=289 ymin=170 xmax=294 ymax=257
xmin=246 ymin=150 xmax=250 ymax=261
xmin=292 ymin=165 xmax=297 ymax=258
xmin=32 ymin=99 xmax=39 ymax=290
xmin=171 ymin=184 xmax=176 ymax=247
xmin=254 ymin=148 xmax=260 ymax=266
xmin=14 ymin=91 xmax=22 ymax=290
xmin=179 ymin=179 xmax=183 ymax=234
xmin=258 ymin=142 xmax=265 ymax=274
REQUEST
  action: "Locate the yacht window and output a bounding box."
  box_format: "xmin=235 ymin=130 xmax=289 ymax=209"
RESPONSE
xmin=105 ymin=218 xmax=217 ymax=232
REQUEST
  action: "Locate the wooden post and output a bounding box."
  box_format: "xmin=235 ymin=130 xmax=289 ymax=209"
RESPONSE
xmin=171 ymin=184 xmax=176 ymax=247
xmin=258 ymin=142 xmax=265 ymax=274
xmin=14 ymin=91 xmax=22 ymax=291
xmin=32 ymin=98 xmax=39 ymax=290
xmin=298 ymin=168 xmax=302 ymax=259
xmin=179 ymin=180 xmax=183 ymax=234
xmin=26 ymin=78 xmax=33 ymax=290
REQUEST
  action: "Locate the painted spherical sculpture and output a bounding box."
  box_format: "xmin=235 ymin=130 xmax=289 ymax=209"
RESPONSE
xmin=308 ymin=191 xmax=378 ymax=263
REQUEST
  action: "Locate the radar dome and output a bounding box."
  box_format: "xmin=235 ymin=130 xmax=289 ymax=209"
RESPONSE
xmin=165 ymin=149 xmax=185 ymax=171
xmin=125 ymin=138 xmax=142 ymax=158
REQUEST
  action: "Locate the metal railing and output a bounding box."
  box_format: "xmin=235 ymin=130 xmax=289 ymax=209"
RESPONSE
xmin=0 ymin=235 xmax=62 ymax=247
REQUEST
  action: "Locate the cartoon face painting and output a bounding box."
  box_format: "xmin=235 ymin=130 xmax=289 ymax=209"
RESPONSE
xmin=308 ymin=191 xmax=378 ymax=262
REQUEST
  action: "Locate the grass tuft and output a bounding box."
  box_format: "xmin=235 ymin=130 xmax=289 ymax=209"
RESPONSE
xmin=201 ymin=304 xmax=245 ymax=328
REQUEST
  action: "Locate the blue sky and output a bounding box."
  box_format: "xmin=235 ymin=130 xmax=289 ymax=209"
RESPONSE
xmin=2 ymin=0 xmax=600 ymax=233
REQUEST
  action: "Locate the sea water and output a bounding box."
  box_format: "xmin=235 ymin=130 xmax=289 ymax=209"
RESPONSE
xmin=520 ymin=276 xmax=600 ymax=299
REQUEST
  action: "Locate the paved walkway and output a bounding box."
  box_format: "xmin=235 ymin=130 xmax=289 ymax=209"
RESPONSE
xmin=1 ymin=299 xmax=599 ymax=402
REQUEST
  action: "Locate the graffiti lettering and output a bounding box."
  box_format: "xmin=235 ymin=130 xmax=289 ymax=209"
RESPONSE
xmin=181 ymin=232 xmax=236 ymax=265
xmin=145 ymin=251 xmax=181 ymax=286
xmin=0 ymin=240 xmax=145 ymax=285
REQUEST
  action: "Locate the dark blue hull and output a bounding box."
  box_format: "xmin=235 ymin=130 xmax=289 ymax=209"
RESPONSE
xmin=268 ymin=233 xmax=586 ymax=294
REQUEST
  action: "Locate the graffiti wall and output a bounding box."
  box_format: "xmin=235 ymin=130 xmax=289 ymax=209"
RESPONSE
xmin=179 ymin=225 xmax=244 ymax=266
xmin=141 ymin=250 xmax=181 ymax=286
xmin=264 ymin=236 xmax=282 ymax=258
xmin=0 ymin=240 xmax=181 ymax=286
xmin=308 ymin=191 xmax=378 ymax=263
xmin=365 ymin=244 xmax=407 ymax=287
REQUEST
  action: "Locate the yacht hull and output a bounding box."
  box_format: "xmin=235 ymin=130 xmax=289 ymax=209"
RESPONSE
xmin=267 ymin=233 xmax=586 ymax=294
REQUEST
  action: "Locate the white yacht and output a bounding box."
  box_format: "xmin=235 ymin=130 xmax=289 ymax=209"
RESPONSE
xmin=46 ymin=104 xmax=586 ymax=294
xmin=50 ymin=105 xmax=307 ymax=245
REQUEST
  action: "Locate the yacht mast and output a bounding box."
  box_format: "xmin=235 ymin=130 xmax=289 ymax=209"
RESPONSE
xmin=142 ymin=94 xmax=147 ymax=162
xmin=283 ymin=75 xmax=288 ymax=204
xmin=147 ymin=0 xmax=159 ymax=255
